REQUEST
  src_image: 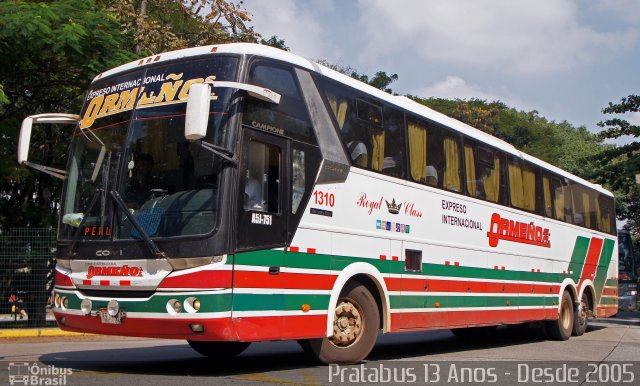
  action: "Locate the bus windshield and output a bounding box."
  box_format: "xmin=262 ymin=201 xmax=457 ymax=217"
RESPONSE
xmin=60 ymin=56 xmax=238 ymax=241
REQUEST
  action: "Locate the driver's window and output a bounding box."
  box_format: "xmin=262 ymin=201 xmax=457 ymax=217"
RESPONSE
xmin=244 ymin=141 xmax=281 ymax=213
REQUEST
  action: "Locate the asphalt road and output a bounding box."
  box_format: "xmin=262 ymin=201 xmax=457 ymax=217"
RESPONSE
xmin=1 ymin=315 xmax=639 ymax=385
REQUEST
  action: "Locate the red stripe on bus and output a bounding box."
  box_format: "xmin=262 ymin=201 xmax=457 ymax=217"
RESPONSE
xmin=120 ymin=280 xmax=131 ymax=286
xmin=392 ymin=256 xmax=399 ymax=261
xmin=83 ymin=280 xmax=91 ymax=285
xmin=55 ymin=270 xmax=74 ymax=287
xmin=233 ymin=270 xmax=336 ymax=290
xmin=99 ymin=280 xmax=110 ymax=286
xmin=385 ymin=277 xmax=559 ymax=295
xmin=602 ymin=287 xmax=617 ymax=296
xmin=307 ymin=248 xmax=316 ymax=254
xmin=380 ymin=255 xmax=386 ymax=260
xmin=54 ymin=311 xmax=236 ymax=340
xmin=289 ymin=246 xmax=299 ymax=252
xmin=159 ymin=270 xmax=232 ymax=289
xmin=391 ymin=307 xmax=552 ymax=332
xmin=579 ymin=238 xmax=603 ymax=287
xmin=234 ymin=314 xmax=326 ymax=341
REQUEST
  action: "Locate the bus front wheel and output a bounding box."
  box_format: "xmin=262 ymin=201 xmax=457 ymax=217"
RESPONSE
xmin=545 ymin=291 xmax=574 ymax=341
xmin=299 ymin=282 xmax=380 ymax=364
xmin=187 ymin=340 xmax=251 ymax=359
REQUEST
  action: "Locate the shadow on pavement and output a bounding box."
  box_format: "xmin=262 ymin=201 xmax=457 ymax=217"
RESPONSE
xmin=37 ymin=324 xmax=583 ymax=376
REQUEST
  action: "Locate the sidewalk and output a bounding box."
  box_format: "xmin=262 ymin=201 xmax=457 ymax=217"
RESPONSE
xmin=0 ymin=327 xmax=91 ymax=338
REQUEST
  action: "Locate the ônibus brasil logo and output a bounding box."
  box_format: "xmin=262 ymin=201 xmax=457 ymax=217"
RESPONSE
xmin=486 ymin=213 xmax=551 ymax=248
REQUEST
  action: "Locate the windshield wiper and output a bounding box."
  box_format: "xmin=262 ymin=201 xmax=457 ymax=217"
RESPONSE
xmin=192 ymin=140 xmax=238 ymax=165
xmin=110 ymin=190 xmax=166 ymax=259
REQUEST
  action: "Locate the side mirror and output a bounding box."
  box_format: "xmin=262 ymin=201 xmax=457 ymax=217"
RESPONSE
xmin=184 ymin=81 xmax=281 ymax=142
xmin=17 ymin=113 xmax=80 ymax=179
xmin=18 ymin=117 xmax=34 ymax=165
xmin=185 ymin=83 xmax=211 ymax=141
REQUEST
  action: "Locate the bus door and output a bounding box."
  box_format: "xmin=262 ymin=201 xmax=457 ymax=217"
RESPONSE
xmin=236 ymin=128 xmax=290 ymax=249
xmin=234 ymin=128 xmax=290 ymax=340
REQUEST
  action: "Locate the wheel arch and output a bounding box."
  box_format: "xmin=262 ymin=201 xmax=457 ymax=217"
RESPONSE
xmin=326 ymin=262 xmax=390 ymax=337
xmin=578 ymin=280 xmax=596 ymax=315
xmin=558 ymin=278 xmax=578 ymax=313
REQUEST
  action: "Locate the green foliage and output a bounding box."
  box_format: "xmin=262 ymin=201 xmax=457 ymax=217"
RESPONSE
xmin=260 ymin=35 xmax=289 ymax=51
xmin=316 ymin=60 xmax=398 ymax=94
xmin=0 ymin=0 xmax=135 ymax=229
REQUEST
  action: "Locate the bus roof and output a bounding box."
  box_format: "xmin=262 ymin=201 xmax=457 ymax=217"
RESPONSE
xmin=94 ymin=43 xmax=613 ymax=197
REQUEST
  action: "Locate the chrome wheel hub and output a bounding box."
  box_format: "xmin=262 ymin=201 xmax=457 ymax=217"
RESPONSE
xmin=330 ymin=300 xmax=363 ymax=347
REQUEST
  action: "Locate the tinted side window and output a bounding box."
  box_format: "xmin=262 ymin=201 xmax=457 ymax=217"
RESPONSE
xmin=381 ymin=106 xmax=406 ymax=178
xmin=407 ymin=116 xmax=461 ymax=192
xmin=508 ymin=158 xmax=537 ymax=212
xmin=243 ymin=62 xmax=315 ymax=144
xmin=463 ymin=141 xmax=507 ymax=204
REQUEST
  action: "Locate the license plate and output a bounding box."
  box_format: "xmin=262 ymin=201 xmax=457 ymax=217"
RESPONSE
xmin=98 ymin=309 xmax=125 ymax=324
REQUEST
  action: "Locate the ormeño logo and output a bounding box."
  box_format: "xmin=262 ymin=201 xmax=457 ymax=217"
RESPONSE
xmin=8 ymin=362 xmax=72 ymax=385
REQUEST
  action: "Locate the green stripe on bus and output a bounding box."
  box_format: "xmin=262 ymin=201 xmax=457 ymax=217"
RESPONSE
xmin=567 ymin=236 xmax=590 ymax=282
xmin=390 ymin=295 xmax=549 ymax=309
xmin=232 ymin=293 xmax=330 ymax=312
xmin=594 ymin=238 xmax=616 ymax=298
xmin=235 ymin=236 xmax=611 ymax=289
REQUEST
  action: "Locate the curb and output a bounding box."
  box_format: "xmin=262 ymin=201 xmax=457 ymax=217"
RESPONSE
xmin=0 ymin=328 xmax=93 ymax=338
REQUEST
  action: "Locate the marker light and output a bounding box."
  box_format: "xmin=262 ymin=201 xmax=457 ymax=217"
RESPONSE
xmin=81 ymin=298 xmax=92 ymax=315
xmin=61 ymin=296 xmax=69 ymax=309
xmin=107 ymin=299 xmax=119 ymax=316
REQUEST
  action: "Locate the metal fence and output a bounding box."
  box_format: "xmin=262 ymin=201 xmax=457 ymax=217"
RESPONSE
xmin=0 ymin=227 xmax=56 ymax=328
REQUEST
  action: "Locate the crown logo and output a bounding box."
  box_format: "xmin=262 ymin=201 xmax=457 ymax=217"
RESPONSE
xmin=385 ymin=198 xmax=402 ymax=215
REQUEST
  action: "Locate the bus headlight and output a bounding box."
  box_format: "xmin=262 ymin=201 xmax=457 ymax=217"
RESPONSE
xmin=81 ymin=298 xmax=92 ymax=315
xmin=166 ymin=299 xmax=182 ymax=314
xmin=623 ymin=290 xmax=637 ymax=297
xmin=61 ymin=296 xmax=68 ymax=310
xmin=55 ymin=294 xmax=61 ymax=308
xmin=184 ymin=297 xmax=200 ymax=313
xmin=107 ymin=299 xmax=119 ymax=316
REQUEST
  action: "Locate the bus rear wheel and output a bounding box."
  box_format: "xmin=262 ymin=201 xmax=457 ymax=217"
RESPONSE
xmin=187 ymin=340 xmax=251 ymax=359
xmin=545 ymin=291 xmax=574 ymax=341
xmin=572 ymin=292 xmax=590 ymax=336
xmin=299 ymin=282 xmax=380 ymax=364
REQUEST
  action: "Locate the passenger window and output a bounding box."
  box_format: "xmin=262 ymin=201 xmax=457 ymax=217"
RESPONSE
xmin=243 ymin=141 xmax=280 ymax=213
xmin=442 ymin=135 xmax=462 ymax=192
xmin=570 ymin=182 xmax=597 ymax=229
xmin=243 ymin=63 xmax=315 ymax=144
xmin=407 ymin=116 xmax=461 ymax=192
xmin=323 ymin=81 xmax=405 ymax=176
xmin=464 ymin=142 xmax=505 ymax=203
xmin=508 ymin=158 xmax=537 ymax=212
xmin=381 ymin=106 xmax=406 ymax=178
xmin=597 ymin=194 xmax=615 ymax=234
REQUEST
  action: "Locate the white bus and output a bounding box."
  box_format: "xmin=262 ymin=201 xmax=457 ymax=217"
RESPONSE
xmin=18 ymin=43 xmax=617 ymax=364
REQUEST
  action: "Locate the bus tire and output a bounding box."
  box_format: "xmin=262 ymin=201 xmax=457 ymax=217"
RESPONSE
xmin=572 ymin=292 xmax=590 ymax=336
xmin=299 ymin=282 xmax=380 ymax=364
xmin=450 ymin=325 xmax=498 ymax=339
xmin=187 ymin=340 xmax=251 ymax=359
xmin=545 ymin=291 xmax=574 ymax=341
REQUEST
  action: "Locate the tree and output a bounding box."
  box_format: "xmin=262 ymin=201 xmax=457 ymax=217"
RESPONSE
xmin=0 ymin=0 xmax=136 ymax=230
xmin=259 ymin=35 xmax=289 ymax=51
xmin=316 ymin=60 xmax=398 ymax=94
xmin=102 ymin=0 xmax=260 ymax=55
xmin=593 ymin=95 xmax=640 ymax=233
